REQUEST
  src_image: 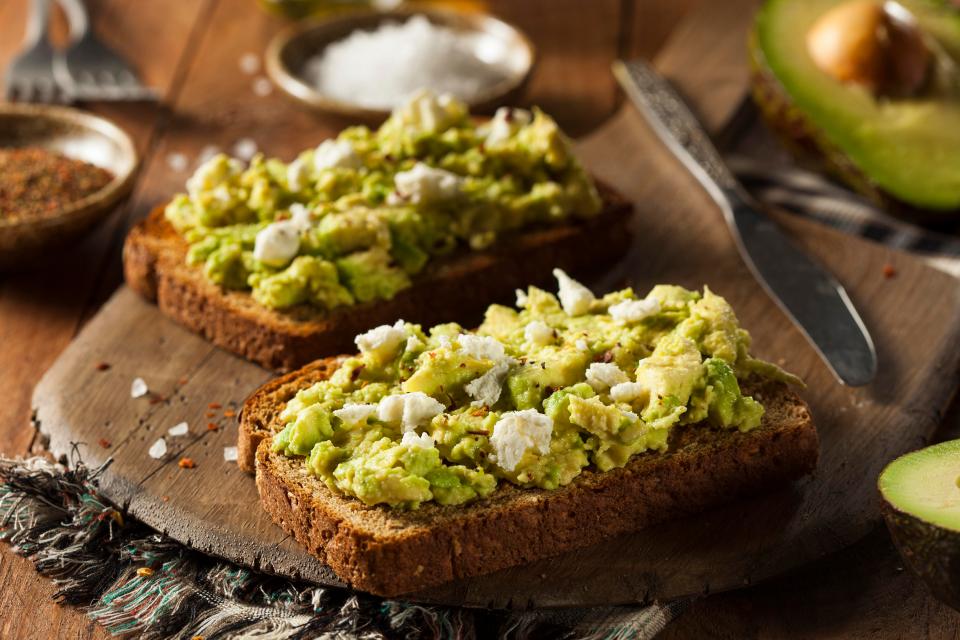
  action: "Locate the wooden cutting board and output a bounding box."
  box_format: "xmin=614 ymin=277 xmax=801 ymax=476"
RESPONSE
xmin=32 ymin=0 xmax=960 ymax=609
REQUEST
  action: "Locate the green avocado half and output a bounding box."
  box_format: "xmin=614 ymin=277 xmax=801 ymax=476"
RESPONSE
xmin=750 ymin=0 xmax=960 ymax=222
xmin=879 ymin=439 xmax=960 ymax=611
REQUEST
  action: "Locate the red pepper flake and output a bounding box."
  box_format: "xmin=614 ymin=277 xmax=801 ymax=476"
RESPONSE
xmin=178 ymin=457 xmax=196 ymax=469
xmin=95 ymin=362 xmax=111 ymax=371
xmin=98 ymin=438 xmax=112 ymax=448
xmin=223 ymin=409 xmax=236 ymax=418
xmin=149 ymin=394 xmax=166 ymax=405
xmin=162 ymin=495 xmax=170 ymax=502
xmin=136 ymin=567 xmax=155 ymax=577
xmin=205 ymin=412 xmax=217 ymax=418
xmin=882 ymin=263 xmax=897 ymax=279
xmin=208 ymin=402 xmax=222 ymax=409
xmin=207 ymin=422 xmax=219 ymax=431
xmin=178 ymin=377 xmax=189 ymax=385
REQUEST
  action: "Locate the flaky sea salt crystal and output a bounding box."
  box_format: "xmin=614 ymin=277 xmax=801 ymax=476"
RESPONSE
xmin=131 ymin=377 xmax=148 ymax=398
xmin=232 ymin=138 xmax=258 ymax=162
xmin=239 ymin=52 xmax=260 ymax=75
xmin=252 ymin=76 xmax=273 ymax=97
xmin=196 ymin=145 xmax=220 ymax=167
xmin=148 ymin=438 xmax=167 ymax=459
xmin=167 ymin=152 xmax=188 ymax=173
xmin=304 ymin=15 xmax=511 ymax=109
xmin=223 ymin=446 xmax=238 ymax=462
xmin=168 ymin=422 xmax=189 ymax=437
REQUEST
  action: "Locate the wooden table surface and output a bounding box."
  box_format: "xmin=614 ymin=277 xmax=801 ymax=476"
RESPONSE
xmin=0 ymin=1 xmax=957 ymax=638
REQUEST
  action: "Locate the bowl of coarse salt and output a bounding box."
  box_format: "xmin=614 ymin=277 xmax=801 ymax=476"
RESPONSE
xmin=266 ymin=8 xmax=535 ymax=121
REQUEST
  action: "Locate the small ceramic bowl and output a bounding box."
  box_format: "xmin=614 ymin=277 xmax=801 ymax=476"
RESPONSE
xmin=0 ymin=104 xmax=138 ymax=269
xmin=266 ymin=7 xmax=536 ymax=122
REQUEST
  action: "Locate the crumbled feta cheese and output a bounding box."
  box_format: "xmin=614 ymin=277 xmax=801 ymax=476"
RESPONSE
xmin=130 ymin=377 xmax=149 ymax=398
xmin=286 ymin=156 xmax=311 ymax=192
xmin=490 ymin=410 xmax=553 ymax=472
xmin=611 ymin=381 xmax=647 ymax=403
xmin=401 ymin=431 xmax=436 ymax=449
xmin=288 ymin=203 xmax=313 ymax=232
xmin=457 ymin=334 xmax=506 ymax=362
xmin=609 ymin=298 xmax=662 ymax=324
xmin=223 ymin=446 xmax=239 ymax=462
xmin=148 ymin=438 xmax=167 ymax=459
xmin=524 ymin=320 xmax=554 ymax=347
xmin=377 ymin=392 xmax=445 ymax=432
xmin=586 ymin=362 xmax=629 ymax=392
xmin=622 ymin=410 xmax=639 ymax=424
xmin=168 ymin=422 xmax=189 ymax=437
xmin=465 ymin=360 xmax=512 ymax=407
xmin=253 ymin=220 xmax=300 ymax=267
xmin=333 ymin=403 xmax=378 ymax=426
xmin=405 ymin=335 xmax=425 ymax=352
xmin=515 ymin=288 xmax=528 ymax=308
xmin=186 ymin=154 xmax=243 ymax=198
xmin=553 ymin=268 xmax=595 ymax=316
xmin=485 ymin=107 xmax=532 ymax=145
xmin=393 ymin=162 xmax=463 ymax=204
xmin=438 ymin=335 xmax=452 ymax=350
xmin=576 ymin=339 xmax=589 ymax=352
xmin=355 ymin=320 xmax=408 ymax=361
xmin=314 ymin=139 xmax=362 ymax=171
xmin=389 ymin=90 xmax=463 ymax=132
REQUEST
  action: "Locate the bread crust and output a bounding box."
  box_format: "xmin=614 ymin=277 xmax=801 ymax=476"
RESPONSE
xmin=123 ymin=184 xmax=632 ymax=373
xmin=249 ymin=360 xmax=818 ymax=597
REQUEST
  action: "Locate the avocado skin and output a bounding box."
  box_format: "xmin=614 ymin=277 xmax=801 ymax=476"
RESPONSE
xmin=881 ymin=498 xmax=960 ymax=611
xmin=747 ymin=29 xmax=957 ymax=226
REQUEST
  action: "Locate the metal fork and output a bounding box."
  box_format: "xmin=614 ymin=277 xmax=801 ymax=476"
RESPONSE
xmin=4 ymin=0 xmax=64 ymax=103
xmin=53 ymin=0 xmax=156 ymax=101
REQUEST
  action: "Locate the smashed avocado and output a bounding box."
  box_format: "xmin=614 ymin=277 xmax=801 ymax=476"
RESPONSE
xmin=271 ymin=271 xmax=802 ymax=509
xmin=165 ymin=91 xmax=602 ymax=311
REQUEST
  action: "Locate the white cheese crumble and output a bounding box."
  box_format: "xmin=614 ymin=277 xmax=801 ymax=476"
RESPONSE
xmin=610 ymin=381 xmax=647 ymax=403
xmin=622 ymin=410 xmax=640 ymax=424
xmin=465 ymin=360 xmax=511 ymax=407
xmin=130 ymin=377 xmax=149 ymax=399
xmin=286 ymin=156 xmax=311 ymax=192
xmin=333 ymin=403 xmax=378 ymax=426
xmin=355 ymin=320 xmax=408 ymax=361
xmin=484 ymin=107 xmax=532 ymax=145
xmin=393 ymin=162 xmax=463 ymax=204
xmin=377 ymin=392 xmax=445 ymax=433
xmin=253 ymin=220 xmax=300 ymax=267
xmin=586 ymin=362 xmax=630 ymax=392
xmin=401 ymin=431 xmax=436 ymax=449
xmin=223 ymin=446 xmax=239 ymax=462
xmin=167 ymin=422 xmax=189 ymax=437
xmin=148 ymin=438 xmax=167 ymax=459
xmin=609 ymin=298 xmax=662 ymax=324
xmin=314 ymin=139 xmax=362 ymax=171
xmin=515 ymin=288 xmax=528 ymax=308
xmin=523 ymin=320 xmax=554 ymax=347
xmin=405 ymin=335 xmax=425 ymax=352
xmin=576 ymin=339 xmax=589 ymax=352
xmin=490 ymin=410 xmax=553 ymax=472
xmin=457 ymin=334 xmax=506 ymax=362
xmin=288 ymin=203 xmax=313 ymax=232
xmin=186 ymin=155 xmax=243 ymax=198
xmin=553 ymin=268 xmax=595 ymax=316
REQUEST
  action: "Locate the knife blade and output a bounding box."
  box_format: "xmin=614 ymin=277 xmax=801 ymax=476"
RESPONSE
xmin=612 ymin=58 xmax=877 ymax=387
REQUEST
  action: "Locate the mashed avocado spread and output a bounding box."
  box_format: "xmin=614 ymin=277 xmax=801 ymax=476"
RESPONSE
xmin=271 ymin=271 xmax=802 ymax=509
xmin=165 ymin=91 xmax=601 ymax=310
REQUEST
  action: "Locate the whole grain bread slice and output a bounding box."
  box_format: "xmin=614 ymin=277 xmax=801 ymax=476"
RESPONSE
xmin=123 ymin=183 xmax=632 ymax=373
xmin=248 ymin=359 xmax=818 ymax=597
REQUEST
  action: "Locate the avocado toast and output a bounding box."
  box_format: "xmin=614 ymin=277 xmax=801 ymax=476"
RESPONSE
xmin=124 ymin=92 xmax=631 ymax=371
xmin=242 ymin=272 xmax=818 ymax=596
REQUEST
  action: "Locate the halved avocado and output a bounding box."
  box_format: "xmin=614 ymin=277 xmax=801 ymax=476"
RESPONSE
xmin=879 ymin=439 xmax=960 ymax=611
xmin=750 ymin=0 xmax=960 ymax=223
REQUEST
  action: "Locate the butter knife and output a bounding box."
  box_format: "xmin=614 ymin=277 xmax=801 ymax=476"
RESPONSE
xmin=612 ymin=59 xmax=877 ymax=387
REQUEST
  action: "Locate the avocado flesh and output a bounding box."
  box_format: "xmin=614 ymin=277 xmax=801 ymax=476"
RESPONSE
xmin=753 ymin=0 xmax=960 ymax=214
xmin=879 ymin=439 xmax=960 ymax=611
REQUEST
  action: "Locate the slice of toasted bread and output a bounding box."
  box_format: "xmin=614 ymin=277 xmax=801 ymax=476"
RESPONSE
xmin=247 ymin=358 xmax=818 ymax=597
xmin=123 ymin=184 xmax=632 ymax=373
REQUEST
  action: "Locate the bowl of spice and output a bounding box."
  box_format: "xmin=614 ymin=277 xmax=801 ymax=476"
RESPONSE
xmin=266 ymin=8 xmax=535 ymax=121
xmin=0 ymin=104 xmax=137 ymax=268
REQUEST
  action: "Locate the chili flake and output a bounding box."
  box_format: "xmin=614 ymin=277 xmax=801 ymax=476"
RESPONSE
xmin=208 ymin=402 xmax=222 ymax=409
xmin=223 ymin=409 xmax=236 ymax=418
xmin=207 ymin=422 xmax=219 ymax=431
xmin=178 ymin=457 xmax=196 ymax=469
xmin=98 ymin=438 xmax=112 ymax=448
xmin=882 ymin=263 xmax=897 ymax=279
xmin=95 ymin=362 xmax=111 ymax=371
xmin=0 ymin=147 xmax=112 ymax=221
